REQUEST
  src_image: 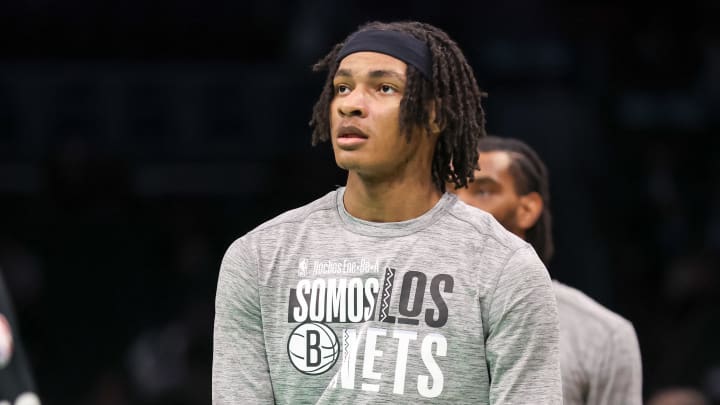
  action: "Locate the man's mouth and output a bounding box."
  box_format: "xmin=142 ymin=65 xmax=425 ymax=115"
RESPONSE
xmin=338 ymin=126 xmax=369 ymax=139
xmin=336 ymin=126 xmax=369 ymax=148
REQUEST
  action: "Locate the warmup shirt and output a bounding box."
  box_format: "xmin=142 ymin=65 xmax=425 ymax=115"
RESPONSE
xmin=553 ymin=281 xmax=642 ymax=405
xmin=0 ymin=273 xmax=41 ymax=405
xmin=213 ymin=188 xmax=561 ymax=404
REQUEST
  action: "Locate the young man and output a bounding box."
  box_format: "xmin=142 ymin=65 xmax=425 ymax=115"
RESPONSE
xmin=213 ymin=22 xmax=561 ymax=404
xmin=451 ymin=135 xmax=643 ymax=405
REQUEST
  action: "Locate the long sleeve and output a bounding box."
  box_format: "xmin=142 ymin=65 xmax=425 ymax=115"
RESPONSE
xmin=485 ymin=246 xmax=562 ymax=404
xmin=212 ymin=238 xmax=275 ymax=404
xmin=586 ymin=320 xmax=643 ymax=405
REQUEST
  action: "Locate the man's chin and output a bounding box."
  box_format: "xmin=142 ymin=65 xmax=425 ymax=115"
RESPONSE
xmin=333 ymin=152 xmax=365 ymax=172
xmin=335 ymin=159 xmax=358 ymax=172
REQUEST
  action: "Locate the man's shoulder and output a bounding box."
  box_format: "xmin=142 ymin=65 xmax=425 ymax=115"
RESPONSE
xmin=445 ymin=197 xmax=530 ymax=253
xmin=248 ymin=189 xmax=339 ymax=236
xmin=553 ymin=281 xmax=641 ymax=387
xmin=553 ymin=281 xmax=635 ymax=337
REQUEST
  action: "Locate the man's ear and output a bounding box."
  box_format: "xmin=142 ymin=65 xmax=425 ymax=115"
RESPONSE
xmin=428 ymin=98 xmax=444 ymax=134
xmin=516 ymin=191 xmax=543 ymax=231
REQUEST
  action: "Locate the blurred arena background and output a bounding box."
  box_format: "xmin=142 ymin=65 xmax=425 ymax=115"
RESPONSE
xmin=0 ymin=0 xmax=719 ymax=403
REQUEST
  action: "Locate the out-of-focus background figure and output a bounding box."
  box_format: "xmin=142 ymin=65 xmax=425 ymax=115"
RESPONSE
xmin=450 ymin=136 xmax=642 ymax=405
xmin=0 ymin=1 xmax=718 ymax=404
xmin=647 ymin=387 xmax=710 ymax=405
xmin=0 ymin=270 xmax=41 ymax=405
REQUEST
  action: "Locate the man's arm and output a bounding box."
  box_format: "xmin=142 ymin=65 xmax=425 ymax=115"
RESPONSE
xmin=587 ymin=320 xmax=643 ymax=405
xmin=485 ymin=245 xmax=562 ymax=404
xmin=212 ymin=238 xmax=274 ymax=404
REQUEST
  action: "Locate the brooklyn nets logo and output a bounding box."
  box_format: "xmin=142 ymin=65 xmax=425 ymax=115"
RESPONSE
xmin=287 ymin=322 xmax=339 ymax=375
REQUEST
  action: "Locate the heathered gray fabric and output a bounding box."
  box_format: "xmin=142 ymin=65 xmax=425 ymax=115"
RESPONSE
xmin=553 ymin=281 xmax=642 ymax=405
xmin=213 ymin=188 xmax=561 ymax=404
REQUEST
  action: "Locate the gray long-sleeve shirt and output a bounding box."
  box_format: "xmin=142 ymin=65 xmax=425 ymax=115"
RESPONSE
xmin=553 ymin=281 xmax=642 ymax=405
xmin=213 ymin=188 xmax=561 ymax=404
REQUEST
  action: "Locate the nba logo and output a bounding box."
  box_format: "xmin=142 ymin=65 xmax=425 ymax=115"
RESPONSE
xmin=287 ymin=322 xmax=339 ymax=375
xmin=298 ymin=259 xmax=309 ymax=277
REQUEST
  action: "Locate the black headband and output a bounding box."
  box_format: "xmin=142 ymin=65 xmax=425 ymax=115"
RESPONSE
xmin=336 ymin=30 xmax=433 ymax=80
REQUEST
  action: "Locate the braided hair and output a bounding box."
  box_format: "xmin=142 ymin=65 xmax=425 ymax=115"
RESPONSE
xmin=478 ymin=136 xmax=555 ymax=265
xmin=309 ymin=21 xmax=486 ymax=192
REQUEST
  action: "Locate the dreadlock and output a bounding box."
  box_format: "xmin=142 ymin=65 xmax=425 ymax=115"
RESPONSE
xmin=309 ymin=21 xmax=486 ymax=192
xmin=478 ymin=136 xmax=555 ymax=265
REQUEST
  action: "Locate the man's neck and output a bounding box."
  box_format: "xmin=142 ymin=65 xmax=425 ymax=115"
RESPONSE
xmin=343 ymin=173 xmax=443 ymax=222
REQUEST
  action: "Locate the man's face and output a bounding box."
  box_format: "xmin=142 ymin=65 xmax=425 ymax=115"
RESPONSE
xmin=452 ymin=151 xmax=525 ymax=236
xmin=329 ymin=51 xmax=435 ymax=179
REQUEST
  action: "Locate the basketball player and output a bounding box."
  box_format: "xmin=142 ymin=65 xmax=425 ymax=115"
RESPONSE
xmin=213 ymin=22 xmax=561 ymax=403
xmin=0 ymin=270 xmax=41 ymax=405
xmin=451 ymin=136 xmax=642 ymax=405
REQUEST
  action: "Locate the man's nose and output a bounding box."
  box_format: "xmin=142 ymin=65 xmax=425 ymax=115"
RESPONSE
xmin=337 ymin=89 xmax=367 ymax=118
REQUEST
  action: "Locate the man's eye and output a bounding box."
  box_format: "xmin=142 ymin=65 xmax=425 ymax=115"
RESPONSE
xmin=336 ymin=85 xmax=350 ymax=95
xmin=379 ymin=84 xmax=397 ymax=94
xmin=476 ymin=189 xmax=492 ymax=197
